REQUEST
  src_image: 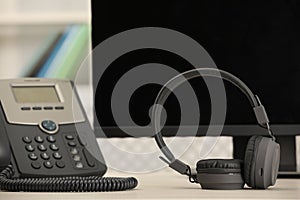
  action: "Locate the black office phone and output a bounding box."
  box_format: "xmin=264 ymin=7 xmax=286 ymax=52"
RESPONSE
xmin=0 ymin=78 xmax=137 ymax=192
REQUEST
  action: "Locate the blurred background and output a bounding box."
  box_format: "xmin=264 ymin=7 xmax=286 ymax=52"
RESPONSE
xmin=0 ymin=0 xmax=91 ymax=84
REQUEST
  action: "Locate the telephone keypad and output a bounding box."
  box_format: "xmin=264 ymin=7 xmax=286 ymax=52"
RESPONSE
xmin=53 ymin=152 xmax=62 ymax=159
xmin=35 ymin=136 xmax=44 ymax=143
xmin=31 ymin=162 xmax=41 ymax=169
xmin=25 ymin=144 xmax=35 ymax=152
xmin=56 ymin=161 xmax=65 ymax=168
xmin=50 ymin=144 xmax=59 ymax=151
xmin=41 ymin=152 xmax=50 ymax=160
xmin=28 ymin=153 xmax=38 ymax=160
xmin=47 ymin=136 xmax=56 ymax=143
xmin=21 ymin=133 xmax=97 ymax=172
xmin=44 ymin=161 xmax=53 ymax=169
xmin=38 ymin=144 xmax=47 ymax=151
xmin=23 ymin=136 xmax=32 ymax=144
xmin=22 ymin=135 xmax=64 ymax=170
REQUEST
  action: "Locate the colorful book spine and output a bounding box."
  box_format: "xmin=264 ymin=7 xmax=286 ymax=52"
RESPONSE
xmin=36 ymin=24 xmax=89 ymax=80
xmin=20 ymin=32 xmax=62 ymax=77
xmin=36 ymin=26 xmax=73 ymax=77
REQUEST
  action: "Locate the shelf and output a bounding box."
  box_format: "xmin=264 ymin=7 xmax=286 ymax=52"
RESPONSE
xmin=0 ymin=0 xmax=90 ymax=26
xmin=0 ymin=13 xmax=90 ymax=26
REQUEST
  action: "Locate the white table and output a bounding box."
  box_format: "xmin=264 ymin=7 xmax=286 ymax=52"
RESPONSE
xmin=1 ymin=168 xmax=300 ymax=200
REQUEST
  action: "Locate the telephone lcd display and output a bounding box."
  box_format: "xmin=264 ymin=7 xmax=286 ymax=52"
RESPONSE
xmin=12 ymin=86 xmax=60 ymax=103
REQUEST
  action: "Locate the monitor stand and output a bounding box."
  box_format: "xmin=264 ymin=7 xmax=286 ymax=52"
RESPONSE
xmin=233 ymin=136 xmax=299 ymax=178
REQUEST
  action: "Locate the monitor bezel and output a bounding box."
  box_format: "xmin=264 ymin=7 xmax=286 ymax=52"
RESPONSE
xmin=94 ymin=124 xmax=300 ymax=137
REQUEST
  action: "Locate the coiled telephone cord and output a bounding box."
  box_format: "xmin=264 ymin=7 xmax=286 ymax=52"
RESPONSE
xmin=0 ymin=165 xmax=138 ymax=192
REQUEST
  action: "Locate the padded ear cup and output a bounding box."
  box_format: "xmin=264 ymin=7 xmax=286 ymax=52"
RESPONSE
xmin=196 ymin=159 xmax=245 ymax=189
xmin=244 ymin=135 xmax=261 ymax=187
xmin=197 ymin=159 xmax=243 ymax=174
xmin=244 ymin=135 xmax=280 ymax=189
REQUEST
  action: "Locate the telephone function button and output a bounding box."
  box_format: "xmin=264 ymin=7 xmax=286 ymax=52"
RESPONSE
xmin=50 ymin=144 xmax=59 ymax=151
xmin=70 ymin=148 xmax=78 ymax=155
xmin=55 ymin=106 xmax=64 ymax=110
xmin=32 ymin=106 xmax=42 ymax=110
xmin=53 ymin=152 xmax=62 ymax=160
xmin=38 ymin=144 xmax=47 ymax=151
xmin=47 ymin=136 xmax=56 ymax=143
xmin=73 ymin=155 xmax=81 ymax=162
xmin=25 ymin=145 xmax=35 ymax=152
xmin=35 ymin=136 xmax=44 ymax=143
xmin=65 ymin=135 xmax=74 ymax=140
xmin=31 ymin=162 xmax=41 ymax=169
xmin=75 ymin=162 xmax=84 ymax=169
xmin=44 ymin=161 xmax=53 ymax=169
xmin=40 ymin=120 xmax=58 ymax=134
xmin=42 ymin=120 xmax=56 ymax=131
xmin=83 ymin=149 xmax=96 ymax=167
xmin=28 ymin=153 xmax=38 ymax=160
xmin=43 ymin=106 xmax=53 ymax=110
xmin=21 ymin=107 xmax=31 ymax=111
xmin=68 ymin=141 xmax=76 ymax=147
xmin=41 ymin=153 xmax=50 ymax=160
xmin=22 ymin=136 xmax=32 ymax=144
xmin=56 ymin=161 xmax=65 ymax=168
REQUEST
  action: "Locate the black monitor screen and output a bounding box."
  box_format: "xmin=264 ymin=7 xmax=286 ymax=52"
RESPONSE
xmin=92 ymin=0 xmax=300 ymax=136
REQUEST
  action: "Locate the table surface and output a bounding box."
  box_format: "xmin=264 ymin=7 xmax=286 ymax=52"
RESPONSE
xmin=1 ymin=168 xmax=300 ymax=200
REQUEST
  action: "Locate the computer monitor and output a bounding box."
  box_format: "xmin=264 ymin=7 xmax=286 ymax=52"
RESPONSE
xmin=91 ymin=1 xmax=300 ymax=173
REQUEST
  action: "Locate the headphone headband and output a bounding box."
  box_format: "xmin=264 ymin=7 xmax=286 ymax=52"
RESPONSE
xmin=152 ymin=68 xmax=275 ymax=178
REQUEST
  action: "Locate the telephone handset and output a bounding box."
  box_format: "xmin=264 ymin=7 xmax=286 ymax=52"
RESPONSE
xmin=0 ymin=78 xmax=137 ymax=192
xmin=0 ymin=121 xmax=10 ymax=171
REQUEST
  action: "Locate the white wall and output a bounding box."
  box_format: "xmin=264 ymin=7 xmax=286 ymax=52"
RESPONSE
xmin=0 ymin=0 xmax=90 ymax=25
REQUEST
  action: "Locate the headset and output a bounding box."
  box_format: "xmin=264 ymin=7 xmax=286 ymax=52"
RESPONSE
xmin=152 ymin=68 xmax=280 ymax=190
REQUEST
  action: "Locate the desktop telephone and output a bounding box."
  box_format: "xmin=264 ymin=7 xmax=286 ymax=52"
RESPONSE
xmin=0 ymin=78 xmax=137 ymax=192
